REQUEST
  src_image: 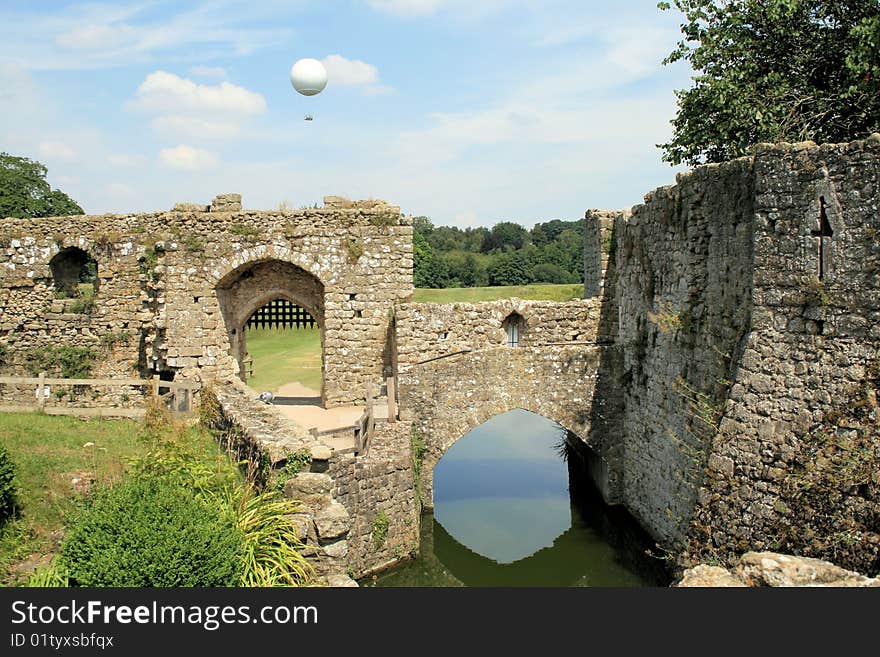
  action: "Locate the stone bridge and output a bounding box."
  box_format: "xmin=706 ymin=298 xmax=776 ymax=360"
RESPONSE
xmin=394 ymin=298 xmax=623 ymax=506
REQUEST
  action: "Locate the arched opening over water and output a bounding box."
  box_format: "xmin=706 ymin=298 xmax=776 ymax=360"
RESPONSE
xmin=367 ymin=409 xmax=670 ymax=587
xmin=216 ymin=260 xmax=325 ymax=402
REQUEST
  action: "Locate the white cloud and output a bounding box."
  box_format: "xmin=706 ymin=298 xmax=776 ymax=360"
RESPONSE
xmin=604 ymin=26 xmax=677 ymax=78
xmin=38 ymin=140 xmax=76 ymax=161
xmin=57 ymin=175 xmax=81 ymax=186
xmin=322 ymin=55 xmax=379 ymax=85
xmin=55 ymin=23 xmax=138 ymax=50
xmin=320 ymin=55 xmax=392 ymax=95
xmin=0 ymin=62 xmax=38 ymax=107
xmin=5 ymin=3 xmax=294 ymax=71
xmin=152 ymin=115 xmax=240 ymax=140
xmin=365 ymin=0 xmax=448 ymax=16
xmin=159 ymin=145 xmax=218 ymax=171
xmin=363 ymin=84 xmax=394 ymax=96
xmin=129 ymin=71 xmax=266 ymax=115
xmin=189 ymin=65 xmax=227 ymax=80
xmin=107 ymin=153 xmax=146 ymax=167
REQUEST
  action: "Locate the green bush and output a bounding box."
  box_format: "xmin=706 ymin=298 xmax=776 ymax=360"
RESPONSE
xmin=0 ymin=444 xmax=17 ymax=523
xmin=60 ymin=476 xmax=244 ymax=587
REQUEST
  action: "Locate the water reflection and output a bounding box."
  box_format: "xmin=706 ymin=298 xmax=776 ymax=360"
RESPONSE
xmin=364 ymin=409 xmax=670 ymax=587
xmin=433 ymin=410 xmax=571 ymax=564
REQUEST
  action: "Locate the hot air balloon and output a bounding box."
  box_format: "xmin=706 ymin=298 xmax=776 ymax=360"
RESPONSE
xmin=290 ymin=58 xmax=327 ymax=121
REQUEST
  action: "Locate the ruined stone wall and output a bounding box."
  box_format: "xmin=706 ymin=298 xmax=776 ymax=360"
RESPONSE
xmin=0 ymin=196 xmax=413 ymax=407
xmin=694 ymin=137 xmax=880 ymax=563
xmin=584 ymin=209 xmax=628 ymax=299
xmin=395 ymin=299 xmax=620 ymax=507
xmin=612 ymin=156 xmax=757 ymax=546
xmin=207 ymin=380 xmax=352 ymax=580
xmin=395 ymin=298 xmax=602 ymax=369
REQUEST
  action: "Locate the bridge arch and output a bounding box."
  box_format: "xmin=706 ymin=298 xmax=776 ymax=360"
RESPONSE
xmin=420 ymin=400 xmax=610 ymax=511
xmin=215 ymin=258 xmax=325 ymax=396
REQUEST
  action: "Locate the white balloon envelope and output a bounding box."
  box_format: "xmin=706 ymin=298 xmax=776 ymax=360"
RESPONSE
xmin=290 ymin=58 xmax=328 ymax=97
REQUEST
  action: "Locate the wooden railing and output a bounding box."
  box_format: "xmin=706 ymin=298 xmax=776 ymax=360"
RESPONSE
xmin=303 ymin=377 xmax=398 ymax=456
xmin=0 ymin=373 xmax=201 ymax=417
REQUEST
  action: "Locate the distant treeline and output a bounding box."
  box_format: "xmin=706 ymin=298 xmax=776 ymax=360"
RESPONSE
xmin=413 ymin=216 xmax=583 ymax=288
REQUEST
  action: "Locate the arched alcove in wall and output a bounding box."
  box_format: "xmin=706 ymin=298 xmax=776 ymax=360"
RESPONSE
xmin=49 ymin=247 xmax=98 ymax=298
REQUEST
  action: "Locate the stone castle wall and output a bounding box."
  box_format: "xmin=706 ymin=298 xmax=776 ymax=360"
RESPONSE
xmin=693 ymin=137 xmax=880 ymax=561
xmin=609 ymin=155 xmax=757 ymax=545
xmin=330 ymin=421 xmax=421 ymax=577
xmin=583 ymin=208 xmax=627 ymax=299
xmin=603 ymin=135 xmax=880 ymax=555
xmin=0 ymin=196 xmax=413 ymax=406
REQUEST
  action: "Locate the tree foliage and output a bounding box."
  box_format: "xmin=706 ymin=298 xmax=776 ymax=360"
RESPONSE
xmin=412 ymin=216 xmax=584 ymax=289
xmin=659 ymin=0 xmax=880 ymax=165
xmin=0 ymin=153 xmax=83 ymax=219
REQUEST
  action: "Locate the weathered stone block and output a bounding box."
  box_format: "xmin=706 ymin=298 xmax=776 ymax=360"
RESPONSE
xmin=284 ymin=473 xmax=333 ymax=500
xmin=314 ymin=501 xmax=351 ymax=539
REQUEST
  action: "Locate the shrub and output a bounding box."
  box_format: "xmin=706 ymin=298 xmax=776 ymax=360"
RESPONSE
xmin=344 ymin=238 xmax=364 ymax=262
xmin=68 ymin=283 xmax=96 ymax=314
xmin=0 ymin=444 xmax=17 ymax=524
xmin=215 ymin=485 xmax=313 ymax=587
xmin=60 ymin=476 xmax=244 ymax=587
xmin=372 ymin=511 xmax=389 ymax=549
xmin=271 ymin=449 xmax=312 ymax=492
xmin=23 ymin=345 xmax=98 ymax=378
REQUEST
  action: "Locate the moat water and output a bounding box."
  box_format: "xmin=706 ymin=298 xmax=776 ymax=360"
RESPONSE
xmin=362 ymin=409 xmax=670 ymax=587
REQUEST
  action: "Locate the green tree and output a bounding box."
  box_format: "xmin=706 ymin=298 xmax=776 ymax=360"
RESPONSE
xmin=659 ymin=0 xmax=880 ymax=166
xmin=487 ymin=251 xmax=533 ymax=286
xmin=532 ymin=262 xmax=578 ymax=284
xmin=481 ymin=221 xmax=531 ymax=253
xmin=0 ymin=153 xmax=84 ymax=218
xmin=412 ymin=215 xmax=434 ymax=236
xmin=443 ymin=251 xmax=486 ymax=287
xmin=413 ymin=231 xmax=449 ymax=288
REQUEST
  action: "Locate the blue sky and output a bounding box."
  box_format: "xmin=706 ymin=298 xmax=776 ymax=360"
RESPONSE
xmin=0 ymin=0 xmax=691 ymax=227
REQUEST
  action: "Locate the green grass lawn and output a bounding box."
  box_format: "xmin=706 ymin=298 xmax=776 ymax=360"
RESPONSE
xmin=0 ymin=412 xmax=237 ymax=585
xmin=412 ymin=283 xmax=584 ymax=303
xmin=245 ymin=327 xmax=322 ymax=394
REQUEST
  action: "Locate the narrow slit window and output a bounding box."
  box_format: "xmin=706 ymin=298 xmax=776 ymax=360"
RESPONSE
xmin=503 ymin=313 xmax=523 ymax=348
xmin=810 ymin=196 xmax=834 ymax=280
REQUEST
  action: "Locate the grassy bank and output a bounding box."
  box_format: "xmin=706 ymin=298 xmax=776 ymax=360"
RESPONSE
xmin=412 ymin=283 xmax=583 ymax=303
xmin=0 ymin=412 xmax=236 ymax=585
